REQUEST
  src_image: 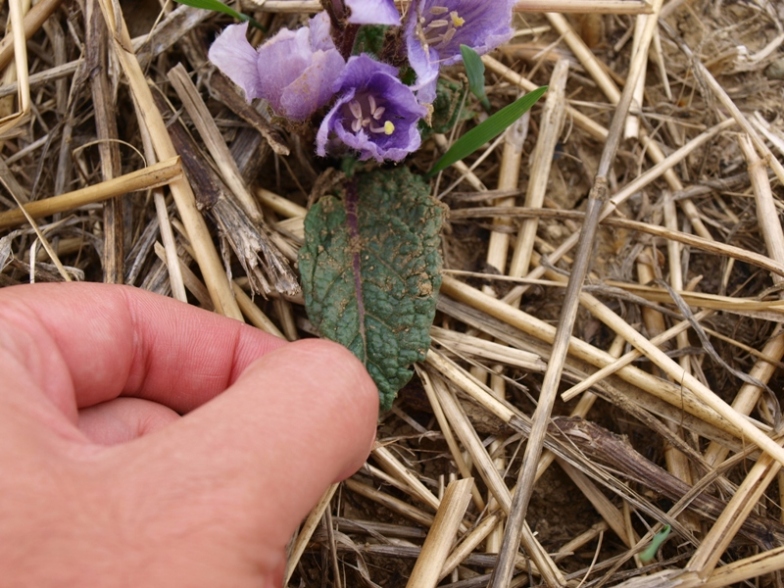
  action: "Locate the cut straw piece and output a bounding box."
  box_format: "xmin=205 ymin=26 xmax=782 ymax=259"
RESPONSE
xmin=344 ymin=478 xmax=435 ymax=528
xmin=738 ymin=133 xmax=784 ymax=286
xmin=0 ymin=157 xmax=181 ymax=230
xmin=0 ymin=59 xmax=80 ymax=100
xmin=508 ymin=59 xmax=569 ymax=286
xmin=153 ymin=190 xmax=187 ymax=303
xmin=231 ymin=281 xmax=286 ymax=338
xmin=515 ymin=0 xmax=652 ymax=13
xmin=284 ymin=484 xmax=338 ymax=585
xmin=405 ymin=478 xmax=474 ymax=588
xmin=153 ymin=241 xmax=211 ymax=308
xmin=257 ymin=188 xmax=307 ymax=218
xmin=430 ymin=326 xmax=546 ymax=372
xmin=372 ymin=445 xmax=441 ymax=512
xmin=623 ymin=14 xmax=648 ymax=139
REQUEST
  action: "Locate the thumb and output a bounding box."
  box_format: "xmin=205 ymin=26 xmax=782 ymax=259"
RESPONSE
xmin=104 ymin=339 xmax=378 ymax=581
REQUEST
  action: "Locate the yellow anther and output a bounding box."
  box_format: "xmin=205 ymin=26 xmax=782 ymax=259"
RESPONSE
xmin=450 ymin=11 xmax=465 ymax=27
xmin=384 ymin=121 xmax=395 ymax=135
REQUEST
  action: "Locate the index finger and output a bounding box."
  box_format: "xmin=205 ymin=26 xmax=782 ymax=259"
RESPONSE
xmin=0 ymin=283 xmax=287 ymax=419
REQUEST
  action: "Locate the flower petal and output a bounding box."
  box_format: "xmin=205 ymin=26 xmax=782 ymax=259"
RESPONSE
xmin=344 ymin=0 xmax=400 ymax=25
xmin=404 ymin=0 xmax=515 ymax=101
xmin=280 ymin=49 xmax=348 ymax=121
xmin=209 ymin=16 xmax=345 ymax=121
xmin=208 ymin=23 xmax=262 ymax=102
xmin=317 ymin=55 xmax=426 ymax=163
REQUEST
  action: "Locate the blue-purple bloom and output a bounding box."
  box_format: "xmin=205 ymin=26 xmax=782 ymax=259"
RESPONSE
xmin=343 ymin=0 xmax=400 ymax=25
xmin=208 ymin=13 xmax=345 ymax=121
xmin=404 ymin=0 xmax=515 ymax=103
xmin=316 ymin=55 xmax=427 ymax=163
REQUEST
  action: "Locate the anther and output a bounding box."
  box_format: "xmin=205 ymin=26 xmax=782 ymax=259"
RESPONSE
xmin=424 ymin=19 xmax=449 ymax=31
xmin=348 ymin=100 xmax=362 ymax=119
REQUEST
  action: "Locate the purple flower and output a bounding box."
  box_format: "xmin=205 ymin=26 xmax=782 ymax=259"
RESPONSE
xmin=316 ymin=55 xmax=427 ymax=163
xmin=208 ymin=13 xmax=345 ymax=121
xmin=404 ymin=0 xmax=515 ymax=103
xmin=343 ymin=0 xmax=400 ymax=25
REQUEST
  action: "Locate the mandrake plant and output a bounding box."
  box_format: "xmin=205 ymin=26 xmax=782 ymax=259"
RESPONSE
xmin=193 ymin=0 xmax=546 ymax=409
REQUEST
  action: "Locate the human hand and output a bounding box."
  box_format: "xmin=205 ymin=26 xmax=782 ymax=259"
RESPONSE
xmin=0 ymin=283 xmax=378 ymax=587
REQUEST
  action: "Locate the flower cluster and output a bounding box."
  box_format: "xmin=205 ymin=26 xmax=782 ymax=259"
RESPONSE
xmin=209 ymin=0 xmax=515 ymax=163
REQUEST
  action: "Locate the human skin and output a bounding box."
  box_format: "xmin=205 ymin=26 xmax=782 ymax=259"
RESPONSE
xmin=0 ymin=282 xmax=378 ymax=587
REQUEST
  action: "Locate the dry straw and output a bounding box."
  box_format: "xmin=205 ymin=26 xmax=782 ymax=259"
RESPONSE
xmin=3 ymin=0 xmax=784 ymax=586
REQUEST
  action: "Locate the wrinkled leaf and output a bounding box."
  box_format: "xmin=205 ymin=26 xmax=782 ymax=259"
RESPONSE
xmin=172 ymin=0 xmax=265 ymax=30
xmin=426 ymin=77 xmax=469 ymax=137
xmin=426 ymin=85 xmax=548 ymax=179
xmin=299 ymin=167 xmax=445 ymax=409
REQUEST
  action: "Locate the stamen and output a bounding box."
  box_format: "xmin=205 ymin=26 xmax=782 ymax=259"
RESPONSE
xmin=424 ymin=19 xmax=449 ymax=31
xmin=450 ymin=11 xmax=465 ymax=27
xmin=372 ymin=106 xmax=385 ymax=120
xmin=441 ymin=26 xmax=457 ymax=44
xmin=351 ymin=118 xmax=362 ymax=133
xmin=348 ymin=100 xmax=362 ymax=119
xmin=429 ymin=5 xmax=448 ymax=15
xmin=367 ymin=94 xmax=377 ymax=114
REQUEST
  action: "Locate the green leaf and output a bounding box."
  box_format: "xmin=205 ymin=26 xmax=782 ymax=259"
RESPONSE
xmin=639 ymin=525 xmax=671 ymax=564
xmin=353 ymin=25 xmax=387 ymax=57
xmin=460 ymin=45 xmax=490 ymax=110
xmin=299 ymin=168 xmax=445 ymax=410
xmin=172 ymin=0 xmax=265 ymax=31
xmin=426 ymin=85 xmax=548 ymax=179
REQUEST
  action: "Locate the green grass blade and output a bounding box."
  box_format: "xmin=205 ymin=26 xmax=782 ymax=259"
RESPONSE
xmin=460 ymin=44 xmax=490 ymax=110
xmin=639 ymin=525 xmax=671 ymax=564
xmin=172 ymin=0 xmax=265 ymax=31
xmin=426 ymin=85 xmax=547 ymax=179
